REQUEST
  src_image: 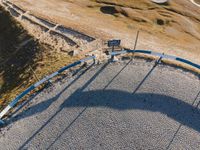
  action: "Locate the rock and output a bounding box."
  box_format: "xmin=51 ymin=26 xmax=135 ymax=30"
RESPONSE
xmin=151 ymin=0 xmax=169 ymax=4
xmin=111 ymin=56 xmax=119 ymax=62
xmin=68 ymin=49 xmax=79 ymax=56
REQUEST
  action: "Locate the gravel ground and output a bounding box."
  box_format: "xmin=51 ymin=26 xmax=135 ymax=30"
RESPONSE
xmin=0 ymin=59 xmax=199 ymax=150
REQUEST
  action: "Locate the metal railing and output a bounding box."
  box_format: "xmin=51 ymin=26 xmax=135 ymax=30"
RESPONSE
xmin=0 ymin=49 xmax=199 ymax=125
xmin=109 ymin=49 xmax=200 ymax=69
xmin=0 ymin=56 xmax=95 ymax=124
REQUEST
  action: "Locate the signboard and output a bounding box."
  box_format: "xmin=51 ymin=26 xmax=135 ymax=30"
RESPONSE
xmin=107 ymin=40 xmax=121 ymax=47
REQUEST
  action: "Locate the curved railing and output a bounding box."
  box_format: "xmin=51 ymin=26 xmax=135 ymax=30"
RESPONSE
xmin=0 ymin=49 xmax=199 ymax=125
xmin=0 ymin=56 xmax=95 ymax=124
xmin=109 ymin=49 xmax=200 ymax=70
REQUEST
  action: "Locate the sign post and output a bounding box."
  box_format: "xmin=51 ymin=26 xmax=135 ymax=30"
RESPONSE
xmin=107 ymin=40 xmax=121 ymax=61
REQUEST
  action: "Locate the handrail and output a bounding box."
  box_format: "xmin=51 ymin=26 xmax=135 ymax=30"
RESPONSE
xmin=0 ymin=56 xmax=95 ymax=124
xmin=109 ymin=49 xmax=200 ymax=70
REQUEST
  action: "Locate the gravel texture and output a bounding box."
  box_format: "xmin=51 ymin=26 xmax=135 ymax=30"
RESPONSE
xmin=0 ymin=59 xmax=199 ymax=150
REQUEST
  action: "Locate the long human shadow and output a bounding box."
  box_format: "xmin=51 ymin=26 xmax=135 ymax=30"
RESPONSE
xmin=47 ymin=59 xmax=178 ymax=149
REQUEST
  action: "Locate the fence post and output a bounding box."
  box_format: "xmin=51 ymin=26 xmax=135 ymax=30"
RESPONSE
xmin=156 ymin=53 xmax=164 ymax=65
xmin=111 ymin=45 xmax=114 ymax=61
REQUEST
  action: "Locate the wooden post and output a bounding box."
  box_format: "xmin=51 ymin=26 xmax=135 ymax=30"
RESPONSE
xmin=131 ymin=30 xmax=140 ymax=60
xmin=134 ymin=30 xmax=140 ymax=50
xmin=29 ymin=66 xmax=40 ymax=82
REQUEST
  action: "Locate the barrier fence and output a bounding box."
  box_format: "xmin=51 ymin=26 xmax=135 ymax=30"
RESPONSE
xmin=0 ymin=50 xmax=199 ymax=125
xmin=110 ymin=49 xmax=200 ymax=69
xmin=0 ymin=56 xmax=95 ymax=124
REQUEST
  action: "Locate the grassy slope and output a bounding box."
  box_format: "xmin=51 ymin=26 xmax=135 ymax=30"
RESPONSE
xmin=0 ymin=6 xmax=79 ymax=111
xmin=88 ymin=0 xmax=200 ymax=55
xmin=60 ymin=0 xmax=200 ymax=56
xmin=13 ymin=0 xmax=200 ymax=59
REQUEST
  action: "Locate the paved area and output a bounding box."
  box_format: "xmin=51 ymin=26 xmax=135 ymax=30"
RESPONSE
xmin=0 ymin=59 xmax=200 ymax=149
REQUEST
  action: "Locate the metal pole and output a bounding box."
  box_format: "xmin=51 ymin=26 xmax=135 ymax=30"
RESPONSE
xmin=111 ymin=45 xmax=114 ymax=61
xmin=133 ymin=30 xmax=140 ymax=50
xmin=131 ymin=30 xmax=140 ymax=60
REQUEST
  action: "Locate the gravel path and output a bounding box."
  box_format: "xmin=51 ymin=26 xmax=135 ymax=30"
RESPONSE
xmin=0 ymin=59 xmax=199 ymax=150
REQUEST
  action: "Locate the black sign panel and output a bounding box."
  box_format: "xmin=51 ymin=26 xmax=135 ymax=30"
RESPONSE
xmin=108 ymin=40 xmax=121 ymax=47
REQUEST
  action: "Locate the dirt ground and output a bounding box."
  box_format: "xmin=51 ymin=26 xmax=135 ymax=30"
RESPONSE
xmin=0 ymin=5 xmax=79 ymax=109
xmin=10 ymin=0 xmax=200 ymax=63
xmin=194 ymin=0 xmax=200 ymax=4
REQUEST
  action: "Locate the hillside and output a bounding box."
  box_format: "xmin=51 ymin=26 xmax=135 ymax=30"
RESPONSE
xmin=10 ymin=0 xmax=200 ymax=63
xmin=0 ymin=6 xmax=78 ymax=110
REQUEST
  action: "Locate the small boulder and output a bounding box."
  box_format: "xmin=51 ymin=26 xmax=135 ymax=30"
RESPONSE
xmin=68 ymin=50 xmax=79 ymax=56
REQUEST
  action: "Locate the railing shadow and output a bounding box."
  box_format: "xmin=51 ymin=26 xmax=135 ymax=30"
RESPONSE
xmin=19 ymin=60 xmax=158 ymax=149
xmin=18 ymin=62 xmax=110 ymax=149
xmin=10 ymin=60 xmax=199 ymax=149
xmin=48 ymin=89 xmax=200 ymax=149
xmin=7 ymin=62 xmax=95 ymax=124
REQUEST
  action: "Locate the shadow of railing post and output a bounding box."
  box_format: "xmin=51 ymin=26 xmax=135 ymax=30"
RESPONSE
xmin=18 ymin=61 xmax=109 ymax=149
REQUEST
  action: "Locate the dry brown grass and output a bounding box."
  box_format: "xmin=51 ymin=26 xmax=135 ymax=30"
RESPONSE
xmin=11 ymin=0 xmax=200 ymax=62
xmin=0 ymin=6 xmax=80 ymax=110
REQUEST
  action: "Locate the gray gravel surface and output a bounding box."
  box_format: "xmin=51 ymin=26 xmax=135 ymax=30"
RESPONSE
xmin=0 ymin=59 xmax=200 ymax=150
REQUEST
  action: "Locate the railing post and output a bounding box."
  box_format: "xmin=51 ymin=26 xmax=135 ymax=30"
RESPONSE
xmin=156 ymin=53 xmax=164 ymax=65
xmin=0 ymin=119 xmax=5 ymax=126
xmin=111 ymin=45 xmax=114 ymax=61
